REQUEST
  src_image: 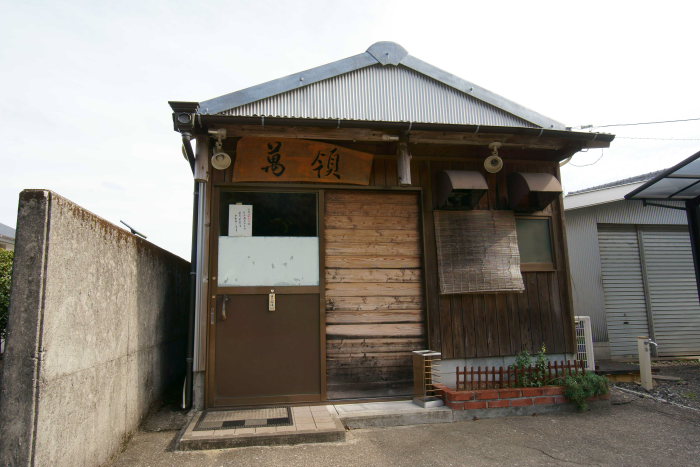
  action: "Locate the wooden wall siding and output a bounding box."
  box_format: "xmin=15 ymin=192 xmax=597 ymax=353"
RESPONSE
xmin=397 ymin=156 xmax=574 ymax=359
xmin=325 ymin=190 xmax=426 ymax=399
xmin=212 ymin=137 xmax=575 ymax=362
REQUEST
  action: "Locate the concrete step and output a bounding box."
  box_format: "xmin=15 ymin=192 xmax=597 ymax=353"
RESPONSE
xmin=333 ymin=400 xmax=454 ymax=429
xmin=177 ymin=406 xmax=345 ymax=450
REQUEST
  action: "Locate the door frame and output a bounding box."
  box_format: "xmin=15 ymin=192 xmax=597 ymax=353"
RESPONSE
xmin=206 ymin=186 xmax=327 ymax=407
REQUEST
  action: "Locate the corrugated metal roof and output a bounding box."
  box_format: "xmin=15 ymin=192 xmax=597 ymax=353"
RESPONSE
xmin=199 ymin=42 xmax=566 ymax=130
xmin=219 ymin=65 xmax=538 ymax=127
xmin=568 ymin=170 xmax=664 ymax=196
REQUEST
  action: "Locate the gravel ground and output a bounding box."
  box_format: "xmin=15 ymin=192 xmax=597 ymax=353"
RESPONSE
xmin=616 ymin=360 xmax=700 ymax=410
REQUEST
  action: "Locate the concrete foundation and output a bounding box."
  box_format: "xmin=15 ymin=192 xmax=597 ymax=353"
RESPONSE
xmin=0 ymin=190 xmax=189 ymax=467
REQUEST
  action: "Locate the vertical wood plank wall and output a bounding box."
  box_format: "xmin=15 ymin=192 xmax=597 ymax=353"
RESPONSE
xmin=324 ymin=190 xmax=425 ymax=399
xmin=371 ymin=156 xmax=575 ymax=360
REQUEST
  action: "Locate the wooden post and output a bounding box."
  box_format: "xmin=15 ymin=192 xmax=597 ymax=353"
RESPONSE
xmin=194 ymin=135 xmax=210 ymax=182
xmin=397 ymin=142 xmax=412 ymax=186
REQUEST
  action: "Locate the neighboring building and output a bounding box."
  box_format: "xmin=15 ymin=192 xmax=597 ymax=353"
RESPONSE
xmin=168 ymin=42 xmax=613 ymax=409
xmin=565 ymin=172 xmax=700 ymax=359
xmin=0 ymin=222 xmax=15 ymax=251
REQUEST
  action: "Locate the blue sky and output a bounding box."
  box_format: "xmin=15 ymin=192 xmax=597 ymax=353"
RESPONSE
xmin=2 ymin=0 xmax=698 ymax=258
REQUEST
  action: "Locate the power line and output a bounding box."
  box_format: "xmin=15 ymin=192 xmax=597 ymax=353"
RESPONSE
xmin=569 ymin=149 xmax=605 ymax=167
xmin=616 ymin=136 xmax=700 ymax=141
xmin=577 ymin=117 xmax=700 ymax=130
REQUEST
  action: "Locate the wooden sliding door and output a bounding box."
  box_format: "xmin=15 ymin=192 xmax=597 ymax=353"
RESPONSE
xmin=324 ymin=190 xmax=425 ymax=399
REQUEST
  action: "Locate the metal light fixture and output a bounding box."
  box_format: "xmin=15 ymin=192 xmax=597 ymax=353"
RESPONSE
xmin=484 ymin=142 xmax=504 ymax=173
xmin=209 ymin=129 xmax=231 ymax=170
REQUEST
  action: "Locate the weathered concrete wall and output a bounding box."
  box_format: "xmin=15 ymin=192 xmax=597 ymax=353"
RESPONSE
xmin=0 ymin=190 xmax=189 ymax=467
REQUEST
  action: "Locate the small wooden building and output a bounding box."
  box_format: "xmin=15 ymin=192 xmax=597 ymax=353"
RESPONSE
xmin=169 ymin=42 xmax=613 ymax=409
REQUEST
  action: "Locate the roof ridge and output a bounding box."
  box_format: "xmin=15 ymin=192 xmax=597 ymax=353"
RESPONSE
xmin=197 ymin=42 xmax=566 ymax=130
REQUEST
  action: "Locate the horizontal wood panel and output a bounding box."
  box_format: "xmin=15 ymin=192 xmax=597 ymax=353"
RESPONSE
xmin=326 ymin=282 xmax=423 ymax=297
xmin=325 ymin=202 xmax=420 ymax=218
xmin=326 ymin=255 xmax=421 ymax=269
xmin=325 ymin=228 xmax=421 ymax=242
xmin=327 ymin=295 xmax=424 ymax=311
xmin=326 ymin=311 xmax=424 ymax=324
xmin=326 ymin=338 xmax=425 ymax=355
xmin=325 ymin=215 xmax=420 ymax=230
xmin=325 ymin=190 xmax=425 ymax=399
xmin=325 ymin=242 xmax=421 ymax=256
xmin=327 ymin=323 xmax=424 ymax=337
xmin=326 ymin=268 xmax=421 ymax=283
xmin=326 ymin=365 xmax=412 ymax=380
xmin=327 ymin=354 xmax=412 ymax=367
xmin=326 ymin=191 xmax=419 ymax=204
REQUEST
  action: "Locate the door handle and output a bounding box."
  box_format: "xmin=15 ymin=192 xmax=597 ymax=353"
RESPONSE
xmin=221 ymin=295 xmax=229 ymax=321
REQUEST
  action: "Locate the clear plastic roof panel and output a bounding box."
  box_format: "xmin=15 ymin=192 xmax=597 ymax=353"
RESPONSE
xmin=632 ymin=177 xmax=698 ymax=199
xmin=671 ymin=159 xmax=700 ymax=177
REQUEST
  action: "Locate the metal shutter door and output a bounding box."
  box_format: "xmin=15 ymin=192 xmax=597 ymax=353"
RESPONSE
xmin=641 ymin=227 xmax=700 ymax=356
xmin=598 ymin=226 xmax=650 ymax=357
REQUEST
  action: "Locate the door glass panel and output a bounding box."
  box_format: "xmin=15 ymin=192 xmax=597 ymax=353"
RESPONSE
xmin=218 ymin=192 xmax=318 ymax=286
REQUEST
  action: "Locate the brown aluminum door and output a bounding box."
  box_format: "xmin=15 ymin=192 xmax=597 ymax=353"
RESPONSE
xmin=213 ymin=293 xmax=320 ymax=406
xmin=210 ymin=191 xmax=321 ymax=407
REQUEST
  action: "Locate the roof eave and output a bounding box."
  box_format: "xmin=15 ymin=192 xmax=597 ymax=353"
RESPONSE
xmin=198 ymin=114 xmax=613 ymax=149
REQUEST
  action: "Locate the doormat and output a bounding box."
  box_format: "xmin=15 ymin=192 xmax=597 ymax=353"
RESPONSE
xmin=194 ymin=407 xmax=293 ymax=431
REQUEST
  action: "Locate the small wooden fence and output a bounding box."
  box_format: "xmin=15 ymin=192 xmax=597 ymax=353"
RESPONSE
xmin=456 ymin=360 xmax=586 ymax=390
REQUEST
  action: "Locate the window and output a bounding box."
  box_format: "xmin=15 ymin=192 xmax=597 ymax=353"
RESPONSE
xmin=217 ymin=191 xmax=319 ymax=287
xmin=515 ymin=217 xmax=554 ymax=271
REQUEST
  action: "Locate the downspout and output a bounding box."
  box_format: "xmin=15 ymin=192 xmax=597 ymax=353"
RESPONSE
xmin=185 ymin=180 xmax=198 ymax=409
xmin=182 ymin=132 xmax=197 ymax=410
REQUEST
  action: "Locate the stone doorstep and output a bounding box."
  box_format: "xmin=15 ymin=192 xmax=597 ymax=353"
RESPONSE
xmin=176 ymin=408 xmax=346 ymax=451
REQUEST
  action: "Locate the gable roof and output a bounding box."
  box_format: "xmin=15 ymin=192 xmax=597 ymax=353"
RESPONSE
xmin=198 ymin=42 xmax=566 ymax=130
xmin=564 ymin=170 xmax=664 ymax=210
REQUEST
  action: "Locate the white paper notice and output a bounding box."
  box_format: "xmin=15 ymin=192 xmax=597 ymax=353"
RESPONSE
xmin=228 ymin=205 xmax=253 ymax=237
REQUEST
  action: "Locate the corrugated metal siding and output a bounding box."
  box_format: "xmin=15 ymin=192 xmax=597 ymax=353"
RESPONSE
xmin=642 ymin=228 xmax=700 ymax=356
xmin=220 ymin=65 xmax=538 ymax=127
xmin=598 ymin=226 xmax=650 ymax=357
xmin=565 ymin=200 xmax=687 ymax=343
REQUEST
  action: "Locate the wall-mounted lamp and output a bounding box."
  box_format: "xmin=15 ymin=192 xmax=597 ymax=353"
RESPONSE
xmin=209 ymin=129 xmax=231 ymax=170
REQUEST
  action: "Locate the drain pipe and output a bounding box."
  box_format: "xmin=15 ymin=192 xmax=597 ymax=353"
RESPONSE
xmin=184 ymin=180 xmax=198 ymax=409
xmin=180 ymin=131 xmax=197 ymax=410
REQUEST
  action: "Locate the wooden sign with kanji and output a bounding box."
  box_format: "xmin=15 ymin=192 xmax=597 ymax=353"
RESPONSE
xmin=233 ymin=137 xmax=373 ymax=185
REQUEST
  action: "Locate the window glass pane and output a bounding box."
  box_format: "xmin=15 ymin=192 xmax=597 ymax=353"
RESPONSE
xmin=516 ymin=218 xmax=553 ymax=263
xmin=219 ymin=192 xmax=317 ymax=236
xmin=218 ymin=192 xmax=319 ymax=286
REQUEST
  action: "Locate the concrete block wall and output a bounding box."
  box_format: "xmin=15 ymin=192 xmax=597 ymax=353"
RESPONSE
xmin=0 ymin=190 xmax=189 ymax=466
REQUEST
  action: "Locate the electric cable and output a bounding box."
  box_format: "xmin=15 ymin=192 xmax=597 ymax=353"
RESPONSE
xmin=576 ymin=117 xmax=700 ymax=129
xmin=568 ymin=149 xmax=605 ymax=167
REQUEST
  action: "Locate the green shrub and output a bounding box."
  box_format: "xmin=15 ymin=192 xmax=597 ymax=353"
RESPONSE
xmin=510 ymin=345 xmax=549 ymax=387
xmin=0 ymin=249 xmax=13 ymax=341
xmin=559 ymin=372 xmax=609 ymax=411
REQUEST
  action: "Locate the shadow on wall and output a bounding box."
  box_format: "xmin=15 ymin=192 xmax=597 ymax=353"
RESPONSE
xmin=0 ymin=190 xmax=189 ymax=467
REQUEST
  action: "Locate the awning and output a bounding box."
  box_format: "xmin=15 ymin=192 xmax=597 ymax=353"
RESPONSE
xmin=508 ymin=172 xmax=562 ymax=211
xmin=626 ymin=150 xmax=700 ymax=201
xmin=436 ymin=170 xmax=488 ymax=209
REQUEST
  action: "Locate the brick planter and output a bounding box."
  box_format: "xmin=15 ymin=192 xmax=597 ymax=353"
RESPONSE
xmin=434 ymin=384 xmax=610 ymax=418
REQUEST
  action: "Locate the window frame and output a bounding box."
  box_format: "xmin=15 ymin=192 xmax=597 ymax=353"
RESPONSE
xmin=515 ymin=215 xmax=556 ymax=272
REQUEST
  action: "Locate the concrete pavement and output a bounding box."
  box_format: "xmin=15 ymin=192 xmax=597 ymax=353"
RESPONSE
xmin=109 ymin=390 xmax=700 ymax=466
